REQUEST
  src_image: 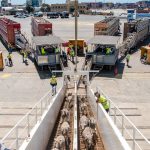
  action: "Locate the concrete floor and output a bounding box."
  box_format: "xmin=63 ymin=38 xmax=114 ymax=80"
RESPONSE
xmin=0 ymin=14 xmax=150 ymax=148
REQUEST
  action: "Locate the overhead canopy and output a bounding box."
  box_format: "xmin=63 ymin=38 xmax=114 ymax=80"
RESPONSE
xmin=32 ymin=35 xmax=64 ymax=46
xmin=88 ymin=35 xmax=120 ymax=46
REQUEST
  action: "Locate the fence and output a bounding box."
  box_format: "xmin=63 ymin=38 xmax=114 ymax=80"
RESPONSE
xmin=0 ymin=90 xmax=52 ymax=150
xmin=96 ymin=87 xmax=150 ymax=150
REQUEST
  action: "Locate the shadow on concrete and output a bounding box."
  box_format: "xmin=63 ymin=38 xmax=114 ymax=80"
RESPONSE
xmin=34 ymin=62 xmax=62 ymax=80
xmin=90 ymin=62 xmax=125 ymax=80
xmin=116 ymin=62 xmax=125 ymax=79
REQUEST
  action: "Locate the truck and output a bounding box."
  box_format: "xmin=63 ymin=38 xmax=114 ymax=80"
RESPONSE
xmin=68 ymin=39 xmax=86 ymax=55
xmin=86 ymin=35 xmax=120 ymax=69
xmin=120 ymin=18 xmax=150 ymax=55
xmin=0 ymin=18 xmax=21 ymax=46
xmin=60 ymin=11 xmax=69 ymax=18
xmin=47 ymin=12 xmax=59 ymax=19
xmin=31 ymin=17 xmax=53 ymax=36
xmin=0 ymin=18 xmax=30 ymax=51
xmin=94 ymin=17 xmax=120 ymax=36
xmin=32 ymin=35 xmax=66 ymax=70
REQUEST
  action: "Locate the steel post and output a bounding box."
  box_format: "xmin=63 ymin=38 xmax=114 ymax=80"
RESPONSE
xmin=108 ymin=100 xmax=111 ymax=116
xmin=27 ymin=114 xmax=30 ymax=137
xmin=114 ymin=107 xmax=117 ymax=124
xmin=41 ymin=101 xmax=43 ymax=116
xmin=35 ymin=106 xmax=37 ymax=123
xmin=133 ymin=127 xmax=136 ymax=150
xmin=122 ymin=115 xmax=124 ymax=136
xmin=75 ymin=0 xmax=78 ymax=71
xmin=16 ymin=126 xmax=19 ymax=150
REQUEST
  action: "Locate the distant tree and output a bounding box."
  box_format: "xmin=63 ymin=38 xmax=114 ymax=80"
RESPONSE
xmin=40 ymin=3 xmax=51 ymax=12
xmin=26 ymin=4 xmax=34 ymax=13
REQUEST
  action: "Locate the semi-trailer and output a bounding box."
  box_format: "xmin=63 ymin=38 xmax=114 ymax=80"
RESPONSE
xmin=31 ymin=17 xmax=53 ymax=36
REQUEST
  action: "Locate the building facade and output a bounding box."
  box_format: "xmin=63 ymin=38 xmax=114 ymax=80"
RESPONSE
xmin=136 ymin=1 xmax=150 ymax=8
xmin=51 ymin=4 xmax=67 ymax=13
xmin=1 ymin=0 xmax=8 ymax=7
xmin=26 ymin=0 xmax=41 ymax=7
xmin=50 ymin=0 xmax=88 ymax=13
xmin=81 ymin=2 xmax=103 ymax=9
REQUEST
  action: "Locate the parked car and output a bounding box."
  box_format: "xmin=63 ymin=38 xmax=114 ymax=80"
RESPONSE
xmin=17 ymin=15 xmax=27 ymax=18
xmin=34 ymin=12 xmax=43 ymax=17
xmin=47 ymin=12 xmax=59 ymax=19
xmin=60 ymin=11 xmax=69 ymax=18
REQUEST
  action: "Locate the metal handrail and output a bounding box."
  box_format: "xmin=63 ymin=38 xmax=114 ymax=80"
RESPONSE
xmin=96 ymin=86 xmax=150 ymax=149
xmin=1 ymin=90 xmax=52 ymax=150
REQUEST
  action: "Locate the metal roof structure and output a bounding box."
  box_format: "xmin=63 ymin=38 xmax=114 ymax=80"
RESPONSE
xmin=88 ymin=35 xmax=120 ymax=45
xmin=32 ymin=35 xmax=64 ymax=46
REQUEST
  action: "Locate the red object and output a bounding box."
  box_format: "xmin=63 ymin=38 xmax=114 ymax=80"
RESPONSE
xmin=67 ymin=47 xmax=71 ymax=55
xmin=114 ymin=66 xmax=118 ymax=76
xmin=31 ymin=17 xmax=52 ymax=36
xmin=62 ymin=42 xmax=69 ymax=47
xmin=0 ymin=18 xmax=21 ymax=46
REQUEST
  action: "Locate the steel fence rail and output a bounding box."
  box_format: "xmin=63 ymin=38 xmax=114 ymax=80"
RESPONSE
xmin=96 ymin=86 xmax=150 ymax=150
xmin=0 ymin=90 xmax=52 ymax=150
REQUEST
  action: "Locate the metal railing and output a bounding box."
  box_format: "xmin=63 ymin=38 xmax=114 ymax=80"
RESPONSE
xmin=96 ymin=87 xmax=150 ymax=150
xmin=0 ymin=90 xmax=52 ymax=150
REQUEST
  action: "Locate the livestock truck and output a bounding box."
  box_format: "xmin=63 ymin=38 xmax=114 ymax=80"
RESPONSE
xmin=0 ymin=18 xmax=29 ymax=51
xmin=31 ymin=17 xmax=53 ymax=36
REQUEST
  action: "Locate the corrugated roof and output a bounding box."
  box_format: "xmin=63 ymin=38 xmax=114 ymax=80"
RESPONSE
xmin=32 ymin=35 xmax=64 ymax=46
xmin=88 ymin=35 xmax=120 ymax=45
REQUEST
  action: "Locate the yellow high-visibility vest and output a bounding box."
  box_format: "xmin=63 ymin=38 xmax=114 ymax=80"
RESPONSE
xmin=41 ymin=48 xmax=46 ymax=55
xmin=106 ymin=48 xmax=111 ymax=55
xmin=7 ymin=54 xmax=12 ymax=59
xmin=50 ymin=77 xmax=57 ymax=85
xmin=99 ymin=95 xmax=109 ymax=110
xmin=126 ymin=54 xmax=130 ymax=60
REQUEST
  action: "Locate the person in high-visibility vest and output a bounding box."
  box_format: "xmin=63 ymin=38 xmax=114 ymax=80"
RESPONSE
xmin=21 ymin=50 xmax=27 ymax=63
xmin=24 ymin=51 xmax=28 ymax=63
xmin=106 ymin=47 xmax=111 ymax=55
xmin=41 ymin=47 xmax=46 ymax=55
xmin=50 ymin=75 xmax=57 ymax=96
xmin=8 ymin=43 xmax=12 ymax=53
xmin=7 ymin=53 xmax=13 ymax=67
xmin=70 ymin=49 xmax=75 ymax=62
xmin=67 ymin=47 xmax=71 ymax=59
xmin=126 ymin=53 xmax=131 ymax=67
xmin=95 ymin=92 xmax=109 ymax=113
xmin=85 ymin=45 xmax=88 ymax=53
xmin=55 ymin=47 xmax=60 ymax=53
xmin=143 ymin=52 xmax=147 ymax=60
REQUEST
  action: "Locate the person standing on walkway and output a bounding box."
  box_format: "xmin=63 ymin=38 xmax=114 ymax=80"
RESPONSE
xmin=8 ymin=43 xmax=12 ymax=53
xmin=41 ymin=47 xmax=46 ymax=55
xmin=24 ymin=51 xmax=28 ymax=64
xmin=50 ymin=75 xmax=57 ymax=96
xmin=126 ymin=53 xmax=131 ymax=67
xmin=7 ymin=53 xmax=13 ymax=67
xmin=70 ymin=49 xmax=75 ymax=63
xmin=67 ymin=47 xmax=71 ymax=60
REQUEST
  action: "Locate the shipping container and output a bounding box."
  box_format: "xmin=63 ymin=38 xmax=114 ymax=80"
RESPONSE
xmin=0 ymin=18 xmax=21 ymax=46
xmin=0 ymin=51 xmax=4 ymax=70
xmin=31 ymin=17 xmax=52 ymax=36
